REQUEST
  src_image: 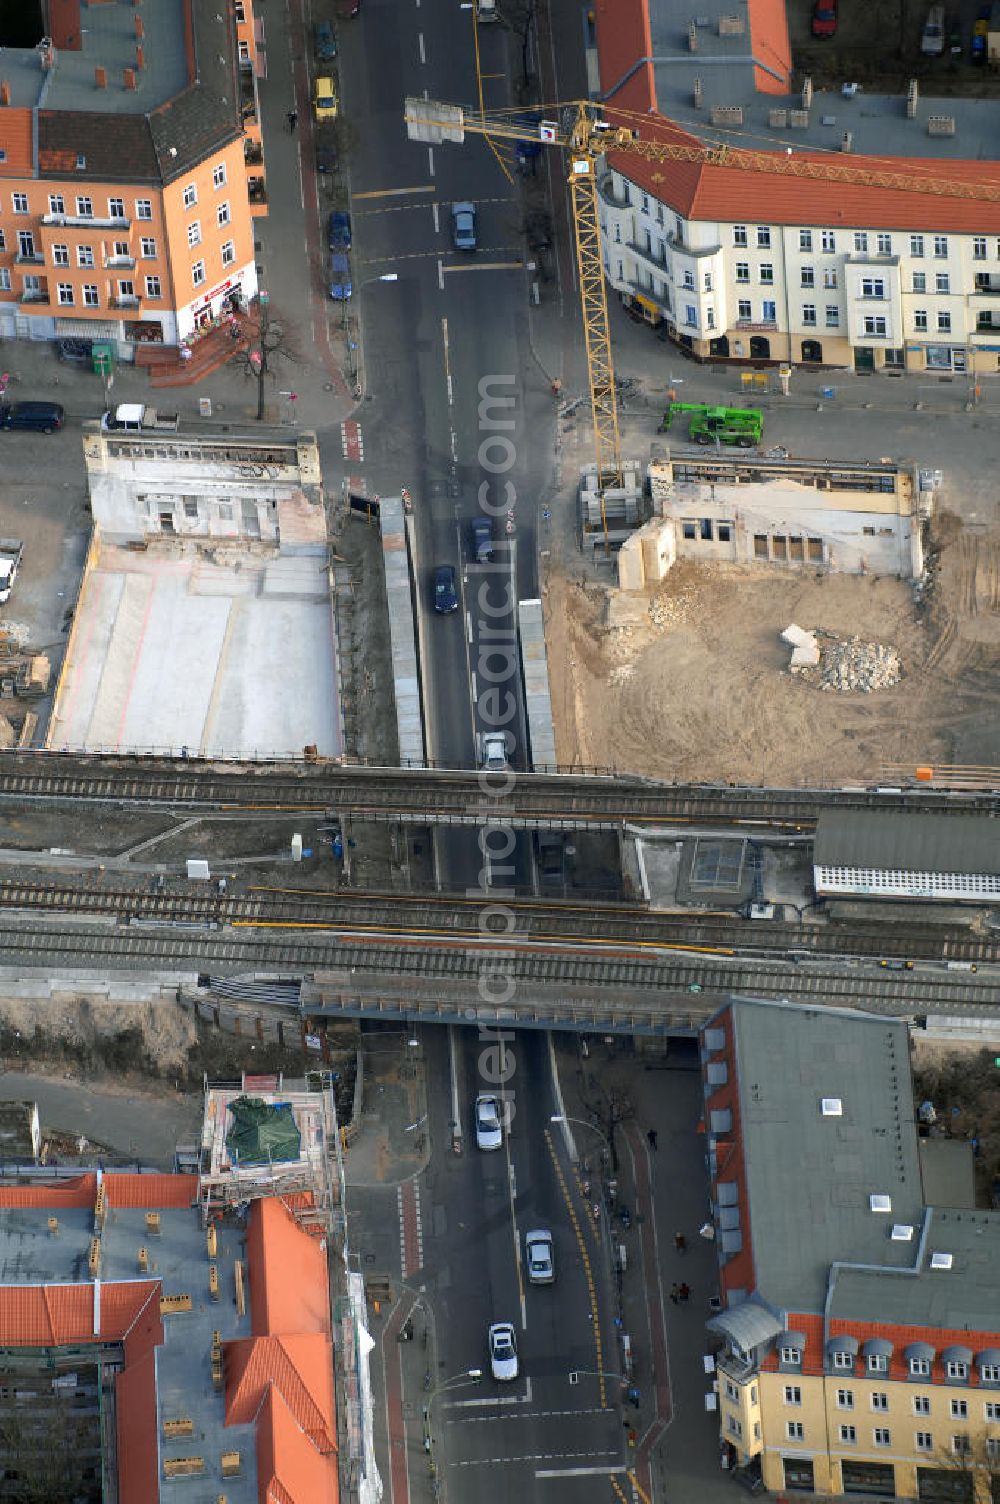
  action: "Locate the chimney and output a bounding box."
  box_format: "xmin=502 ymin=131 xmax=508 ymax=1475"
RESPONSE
xmin=94 ymin=67 xmax=107 ymax=89
xmin=136 ymin=44 xmax=144 ymax=70
xmin=123 ymin=67 xmax=137 ymax=89
xmin=0 ymin=81 xmax=9 ymax=106
xmin=135 ymin=16 xmax=144 ymax=39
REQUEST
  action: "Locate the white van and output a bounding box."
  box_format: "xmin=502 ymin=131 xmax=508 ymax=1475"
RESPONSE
xmin=477 ymin=0 xmax=498 ymax=20
xmin=921 ymin=5 xmax=945 ymax=54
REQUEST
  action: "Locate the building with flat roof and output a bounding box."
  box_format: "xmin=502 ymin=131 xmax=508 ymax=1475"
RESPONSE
xmin=701 ymin=998 xmax=1000 ymax=1500
xmin=594 ymin=0 xmax=1000 ymax=373
xmin=0 ymin=1170 xmax=338 ymax=1503
xmin=0 ymin=0 xmax=268 ymax=354
xmin=813 ymin=810 xmax=1000 ymax=903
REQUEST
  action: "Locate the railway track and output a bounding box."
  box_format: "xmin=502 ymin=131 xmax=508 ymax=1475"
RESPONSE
xmin=0 ymin=750 xmax=998 ymax=826
xmin=0 ymin=881 xmax=994 ymax=967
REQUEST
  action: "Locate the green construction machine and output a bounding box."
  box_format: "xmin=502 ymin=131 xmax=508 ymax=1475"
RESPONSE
xmin=659 ymin=402 xmax=764 ymax=447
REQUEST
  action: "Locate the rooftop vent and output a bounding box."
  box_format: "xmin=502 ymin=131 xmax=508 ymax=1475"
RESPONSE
xmin=927 ymin=115 xmax=956 ymax=137
xmin=930 ymin=1251 xmax=953 ymax=1270
xmin=869 ymin=1194 xmax=892 ymax=1213
xmin=891 ymin=1224 xmax=914 ymax=1241
xmin=821 ymin=1098 xmax=843 ymax=1117
xmin=907 ymin=79 xmax=919 ymax=118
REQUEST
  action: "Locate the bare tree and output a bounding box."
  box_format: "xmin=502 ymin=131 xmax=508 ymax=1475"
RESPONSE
xmin=230 ymin=293 xmax=303 ymax=421
xmin=0 ymin=1386 xmax=100 ymax=1503
xmin=926 ymin=1435 xmax=1000 ymax=1503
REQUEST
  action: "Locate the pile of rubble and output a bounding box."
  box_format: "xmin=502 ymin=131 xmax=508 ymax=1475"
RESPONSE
xmin=648 ymin=586 xmax=694 ymax=630
xmin=782 ymin=623 xmax=901 ymax=692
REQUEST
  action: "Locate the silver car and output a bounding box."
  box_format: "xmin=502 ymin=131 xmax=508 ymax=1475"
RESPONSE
xmin=525 ymin=1228 xmax=554 ymax=1285
xmin=489 ymin=1321 xmax=519 ymax=1381
xmin=475 ymin=1093 xmax=503 ymax=1151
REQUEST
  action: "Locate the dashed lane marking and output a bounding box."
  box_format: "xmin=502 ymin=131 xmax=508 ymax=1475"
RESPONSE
xmin=449 ymin=1406 xmax=614 ymax=1425
xmin=452 ymin=1449 xmax=620 ymax=1468
xmin=546 ymin=1129 xmax=608 ymax=1408
xmin=397 ymin=1180 xmax=423 ymax=1278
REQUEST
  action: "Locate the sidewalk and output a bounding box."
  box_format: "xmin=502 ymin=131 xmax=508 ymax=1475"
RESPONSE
xmin=556 ymin=1035 xmax=739 ymax=1504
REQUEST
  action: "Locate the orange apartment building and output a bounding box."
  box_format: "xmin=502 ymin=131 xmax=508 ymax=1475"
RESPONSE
xmin=0 ymin=0 xmax=267 ymax=356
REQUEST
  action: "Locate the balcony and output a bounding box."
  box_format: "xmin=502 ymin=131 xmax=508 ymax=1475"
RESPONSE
xmin=113 ymin=294 xmax=140 ymax=309
xmin=105 ymin=256 xmax=136 ymax=270
xmin=735 ymin=319 xmax=778 ymax=332
xmin=974 ymin=276 xmax=1000 ymax=297
xmin=244 ymin=141 xmax=263 ymax=166
xmin=716 ymin=1351 xmax=758 ymax=1385
xmin=14 ymin=250 xmax=44 ymax=266
xmin=19 ymin=289 xmax=49 ymax=305
xmin=43 ymin=213 xmax=129 ymax=231
xmin=597 ymin=172 xmax=628 ymax=210
xmin=627 ymin=237 xmax=669 ymax=272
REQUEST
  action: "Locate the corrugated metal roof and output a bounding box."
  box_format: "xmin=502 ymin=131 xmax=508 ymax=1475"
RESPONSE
xmin=814 ymin=809 xmax=1000 ymax=875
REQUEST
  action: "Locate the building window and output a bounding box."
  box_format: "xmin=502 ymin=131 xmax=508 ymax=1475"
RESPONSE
xmin=48 ymin=194 xmax=65 ymax=215
xmin=217 ymin=201 xmax=231 ymax=228
xmin=213 ymin=162 xmax=227 ymax=189
xmin=834 ymin=1354 xmax=854 ymax=1372
xmin=183 ymin=499 xmax=199 ymax=519
xmin=136 ymin=198 xmax=153 ymax=220
xmin=780 ymin=1347 xmax=802 ymax=1366
xmin=868 ymin=1355 xmax=889 ymax=1375
xmin=192 ymin=259 xmax=206 ymax=287
xmin=219 ymin=502 xmax=234 ymax=521
xmin=756 ymin=226 xmax=771 ymax=248
xmin=839 ymin=1425 xmax=857 ymax=1443
xmin=11 ymin=192 xmax=27 ymax=215
xmin=801 ymin=266 xmax=815 ymax=287
xmin=854 ymin=232 xmax=868 ymax=253
xmin=145 ymin=275 xmax=162 ymax=298
xmin=938 ymin=312 xmax=952 ymax=333
xmin=824 ymin=268 xmax=838 ymax=288
xmin=821 ymin=229 xmax=836 ymax=252
xmin=77 ymin=246 xmax=95 ymax=268
xmin=684 ymin=305 xmax=697 ymax=327
xmin=52 ymin=244 xmax=69 ymax=267
xmin=912 ymin=271 xmax=926 ymax=292
xmin=876 ymin=233 xmax=892 ymax=255
xmin=974 ymin=236 xmax=987 ymax=259
xmin=682 ymin=268 xmax=695 ymax=289
xmin=704 ymin=271 xmax=713 ymax=292
xmin=736 ymin=262 xmax=750 ymax=283
xmin=934 ymin=234 xmax=948 ymax=257
xmin=75 ymin=196 xmax=93 ymax=217
xmin=910 ymin=234 xmax=924 ymax=256
xmin=952 ymin=1434 xmax=971 ymax=1455
xmin=706 ymin=307 xmax=716 ymax=329
xmin=914 ymin=309 xmax=928 ymax=331
xmin=873 ymin=1428 xmax=891 ymax=1447
xmin=935 ymin=272 xmax=950 ymax=294
xmin=640 ymin=194 xmax=649 ymax=214
xmin=183 ymin=183 xmax=198 ymax=209
xmin=864 ymin=315 xmax=887 ymax=336
xmin=871 ymin=1393 xmax=889 ymax=1411
xmin=802 ymin=304 xmax=816 ymax=325
xmin=738 ymin=299 xmax=752 ymax=320
xmin=861 ymin=277 xmax=885 ymax=299
xmin=118 ymin=279 xmax=135 ymax=300
xmin=57 ymin=283 xmax=74 ymax=305
xmin=235 ymin=0 xmax=246 ymax=19
xmin=221 ymin=240 xmax=236 ymax=267
xmin=800 ymin=229 xmax=813 ymax=251
xmin=985 ymin=1402 xmax=1000 ymax=1421
xmin=786 ymin=1421 xmax=804 ymax=1440
xmin=762 ymin=299 xmax=776 ymax=321
xmin=187 ymin=221 xmax=202 ymax=248
xmin=108 ymin=196 xmax=125 ymax=219
xmin=914 ymin=1395 xmax=931 ymax=1415
xmin=981 ymin=1366 xmax=1000 ymax=1384
xmin=988 ymin=1439 xmax=1000 ymax=1463
xmin=837 ymin=1390 xmax=855 ymax=1409
xmin=784 ymin=1386 xmax=802 ymax=1405
xmin=915 ymin=1431 xmax=933 ymax=1451
xmin=0 ymin=269 xmax=9 ymax=292
xmin=951 ymin=1399 xmax=968 ymax=1418
xmin=140 ymin=237 xmax=157 ymax=258
xmin=82 ymin=284 xmax=99 ymax=306
xmin=825 ymin=305 xmax=840 ymax=327
xmin=759 ymin=263 xmax=774 ymax=284
xmin=734 ymin=225 xmax=748 ymax=246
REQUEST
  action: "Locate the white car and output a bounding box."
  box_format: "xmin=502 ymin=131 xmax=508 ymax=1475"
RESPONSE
xmin=489 ymin=1322 xmax=519 ymax=1381
xmin=475 ymin=1093 xmax=503 ymax=1151
xmin=525 ymin=1228 xmax=554 ymax=1285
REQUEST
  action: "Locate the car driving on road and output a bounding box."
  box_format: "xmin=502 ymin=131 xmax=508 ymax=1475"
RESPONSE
xmin=488 ymin=1322 xmax=519 ymax=1381
xmin=475 ymin=1093 xmax=503 ymax=1150
xmin=451 ymin=201 xmax=477 ymax=251
xmin=525 ymin=1229 xmax=554 ymax=1285
xmin=433 ymin=564 xmax=458 ymax=614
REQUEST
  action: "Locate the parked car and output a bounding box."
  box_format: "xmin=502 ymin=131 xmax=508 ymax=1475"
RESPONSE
xmin=56 ymin=336 xmax=93 ymax=366
xmin=480 ymin=733 xmax=507 ymax=773
xmin=433 ymin=564 xmax=458 ymax=614
xmin=471 ymin=515 xmax=493 ymax=562
xmin=525 ymin=1229 xmax=555 ymax=1285
xmin=313 ymin=75 xmax=339 ymax=122
xmin=329 ymin=252 xmax=352 ymax=300
xmin=811 ymin=0 xmax=837 ymax=35
xmin=488 ymin=1323 xmax=518 ymax=1382
xmin=328 ymin=210 xmax=352 ymax=250
xmin=313 ymin=19 xmax=337 ymax=60
xmin=316 ymin=146 xmax=339 ymax=175
xmin=475 ymin=1093 xmax=503 ymax=1150
xmin=452 ymin=201 xmax=477 ymax=252
xmin=0 ymin=401 xmax=65 ymax=433
xmin=921 ymin=4 xmax=945 ymax=54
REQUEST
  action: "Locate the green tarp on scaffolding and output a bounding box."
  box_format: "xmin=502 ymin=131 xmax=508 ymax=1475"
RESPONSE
xmin=225 ymin=1096 xmax=301 ymax=1165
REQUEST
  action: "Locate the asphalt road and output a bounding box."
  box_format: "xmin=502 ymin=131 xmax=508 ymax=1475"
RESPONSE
xmin=420 ymin=1028 xmax=625 ymax=1502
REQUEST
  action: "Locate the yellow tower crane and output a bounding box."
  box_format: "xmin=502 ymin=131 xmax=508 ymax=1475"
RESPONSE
xmin=405 ymin=97 xmax=1000 ymax=499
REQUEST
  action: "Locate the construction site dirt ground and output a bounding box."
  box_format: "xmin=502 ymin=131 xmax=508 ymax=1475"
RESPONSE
xmin=544 ymin=512 xmax=1000 ymax=786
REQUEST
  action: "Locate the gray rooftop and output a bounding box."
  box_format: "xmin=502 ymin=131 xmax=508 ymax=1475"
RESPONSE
xmin=726 ymin=999 xmax=925 ymax=1315
xmin=0 ymin=1191 xmax=258 ymax=1503
xmin=831 ymin=1207 xmax=1000 ymax=1329
xmin=814 ymin=809 xmax=1000 ymax=875
xmin=620 ymin=0 xmax=1000 ymax=166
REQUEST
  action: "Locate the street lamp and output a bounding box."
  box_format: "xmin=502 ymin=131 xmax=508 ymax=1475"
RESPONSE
xmin=423 ymin=1369 xmax=482 ymax=1499
xmin=550 ymin=1112 xmax=614 ymax=1168
xmin=344 ymin=271 xmax=399 ymax=387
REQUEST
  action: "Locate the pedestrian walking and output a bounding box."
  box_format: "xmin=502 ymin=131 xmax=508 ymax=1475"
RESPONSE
xmin=287 ymin=108 xmax=298 ymax=132
xmin=674 ymin=1232 xmax=687 ymax=1253
xmin=627 ymin=1386 xmax=641 ymax=1408
xmin=647 ymin=1128 xmax=658 ymax=1150
xmin=627 ymin=1427 xmax=637 ymax=1449
xmin=679 ymin=1282 xmax=691 ymax=1303
xmin=669 ymin=1283 xmax=680 ymax=1305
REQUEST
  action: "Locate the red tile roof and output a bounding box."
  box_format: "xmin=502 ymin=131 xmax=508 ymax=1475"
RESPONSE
xmin=247 ymin=1198 xmax=331 ymax=1337
xmin=105 ymin=1173 xmax=198 ymax=1209
xmin=595 ymin=0 xmax=655 ymax=112
xmin=256 ymin=1385 xmax=340 ymax=1504
xmin=0 ymin=1280 xmax=161 ymax=1347
xmin=748 ymin=0 xmax=792 ymax=92
xmin=116 ymin=1345 xmax=159 ymax=1504
xmin=225 ymin=1334 xmax=336 ymax=1452
xmin=0 ymin=1173 xmax=97 ymax=1208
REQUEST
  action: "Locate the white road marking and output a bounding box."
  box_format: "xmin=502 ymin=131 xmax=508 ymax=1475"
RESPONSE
xmin=535 ymin=1463 xmax=626 ymax=1478
xmin=471 ymin=671 xmax=478 ymax=707
xmin=438 ymin=258 xmax=445 ymax=290
xmin=452 ymin=1450 xmax=621 ymax=1468
xmin=450 ymin=1406 xmax=614 ymax=1425
xmin=418 ymin=30 xmax=426 ymax=62
xmin=428 ymin=146 xmax=435 ymax=176
xmin=448 ymin=1025 xmax=462 ymax=1150
xmin=441 ymin=259 xmax=523 ymax=274
xmin=432 ymin=202 xmax=440 ymax=233
xmin=448 ymin=1377 xmax=532 ymax=1410
xmin=466 ymin=611 xmax=473 ymax=644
